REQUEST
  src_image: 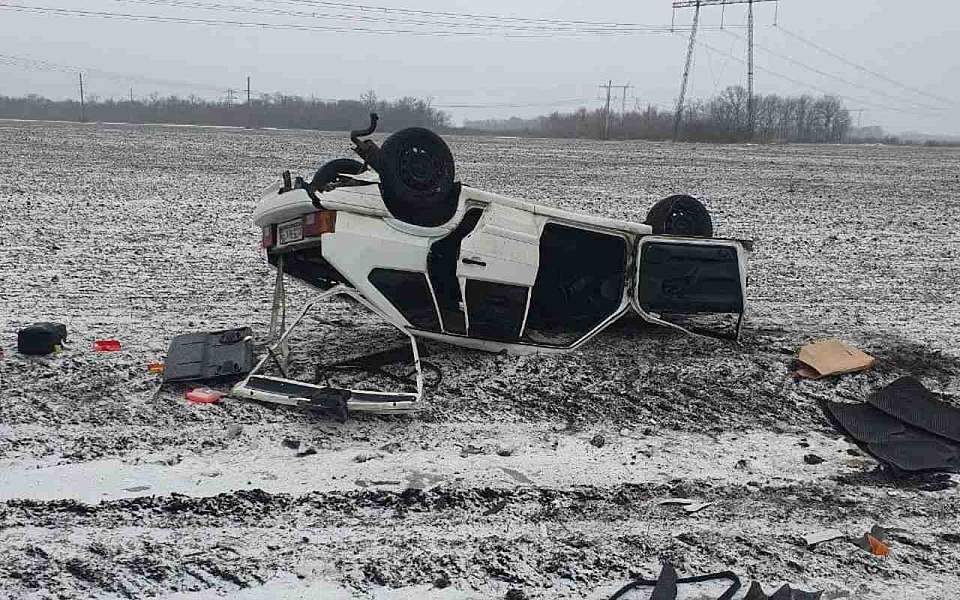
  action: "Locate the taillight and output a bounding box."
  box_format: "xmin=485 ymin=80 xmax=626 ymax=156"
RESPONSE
xmin=261 ymin=225 xmax=274 ymax=248
xmin=303 ymin=210 xmax=336 ymax=237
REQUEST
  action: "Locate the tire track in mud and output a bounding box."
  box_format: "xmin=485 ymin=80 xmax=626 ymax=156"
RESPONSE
xmin=2 ymin=483 xmax=959 ymax=598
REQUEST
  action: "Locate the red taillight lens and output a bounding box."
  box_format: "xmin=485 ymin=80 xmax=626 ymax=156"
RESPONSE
xmin=302 ymin=210 xmax=336 ymax=237
xmin=261 ymin=225 xmax=274 ymax=248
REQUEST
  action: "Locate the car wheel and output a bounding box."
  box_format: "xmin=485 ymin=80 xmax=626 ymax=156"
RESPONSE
xmin=310 ymin=158 xmax=365 ymax=190
xmin=645 ymin=194 xmax=713 ymax=237
xmin=377 ymin=127 xmax=458 ymax=228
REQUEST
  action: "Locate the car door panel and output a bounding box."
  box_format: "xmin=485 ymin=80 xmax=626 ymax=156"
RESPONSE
xmin=456 ymin=204 xmax=540 ymax=340
xmin=633 ymin=236 xmax=747 ymax=317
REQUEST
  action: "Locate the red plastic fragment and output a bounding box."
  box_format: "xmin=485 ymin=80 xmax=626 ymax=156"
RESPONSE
xmin=186 ymin=388 xmax=224 ymax=404
xmin=93 ymin=339 xmax=121 ymax=352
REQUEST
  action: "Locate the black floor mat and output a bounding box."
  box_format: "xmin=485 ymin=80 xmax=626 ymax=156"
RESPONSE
xmin=825 ymin=390 xmax=960 ymax=473
xmin=868 ymin=376 xmax=960 ymax=444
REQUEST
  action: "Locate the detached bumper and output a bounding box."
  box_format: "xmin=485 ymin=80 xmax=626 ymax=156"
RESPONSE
xmin=232 ymin=375 xmax=418 ymax=414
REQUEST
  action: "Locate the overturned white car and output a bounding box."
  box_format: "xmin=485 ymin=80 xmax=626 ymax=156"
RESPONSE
xmin=231 ymin=115 xmax=749 ymax=415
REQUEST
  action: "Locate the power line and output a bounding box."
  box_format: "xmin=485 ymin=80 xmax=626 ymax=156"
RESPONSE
xmin=434 ymin=99 xmax=593 ymax=108
xmin=693 ymin=37 xmax=946 ymax=119
xmin=268 ymin=0 xmax=694 ymax=28
xmin=776 ymin=25 xmax=955 ymax=108
xmin=108 ymin=0 xmax=643 ymax=33
xmin=0 ymin=3 xmax=749 ymax=37
xmin=0 ymin=50 xmax=599 ymax=111
xmin=724 ymin=30 xmax=949 ymax=112
xmin=0 ymin=52 xmax=235 ymax=94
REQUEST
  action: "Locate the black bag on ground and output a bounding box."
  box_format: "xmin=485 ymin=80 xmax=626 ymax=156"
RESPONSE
xmin=17 ymin=322 xmax=68 ymax=355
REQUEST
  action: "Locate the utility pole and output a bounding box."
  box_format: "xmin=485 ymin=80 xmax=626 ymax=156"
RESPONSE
xmin=225 ymin=88 xmax=237 ymax=105
xmin=672 ymin=0 xmax=701 ymax=142
xmin=78 ymin=72 xmax=85 ymax=122
xmin=747 ymin=0 xmax=755 ymax=137
xmin=129 ymin=87 xmax=134 ymax=124
xmin=600 ymin=79 xmax=613 ymax=140
xmin=671 ymin=0 xmax=780 ymax=140
xmin=849 ymin=108 xmax=865 ymax=128
xmin=620 ymin=82 xmax=631 ymax=130
xmin=246 ymin=76 xmax=252 ymax=129
xmin=599 ymin=81 xmax=631 ymax=140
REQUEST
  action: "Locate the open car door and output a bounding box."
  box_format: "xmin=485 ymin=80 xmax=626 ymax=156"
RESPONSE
xmin=456 ymin=204 xmax=540 ymax=341
xmin=632 ymin=236 xmax=748 ymax=339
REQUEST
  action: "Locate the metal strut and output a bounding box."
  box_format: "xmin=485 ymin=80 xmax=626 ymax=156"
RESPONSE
xmin=233 ymin=283 xmax=424 ymax=415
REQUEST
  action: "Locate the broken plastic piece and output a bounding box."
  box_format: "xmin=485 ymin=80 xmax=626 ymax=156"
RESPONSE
xmin=867 ymin=534 xmax=890 ymax=556
xmin=744 ymin=582 xmax=823 ymax=600
xmin=794 ymin=339 xmax=874 ymax=379
xmin=185 ymin=388 xmax=224 ymax=404
xmin=147 ymin=362 xmax=165 ymax=374
xmin=656 ymin=497 xmax=696 ymax=506
xmin=853 ymin=525 xmax=892 ymax=556
xmin=683 ymin=501 xmax=714 ymax=514
xmin=93 ymin=339 xmax=121 ymax=352
xmin=802 ymin=529 xmax=845 ymax=548
xmin=853 ymin=533 xmax=891 ymax=557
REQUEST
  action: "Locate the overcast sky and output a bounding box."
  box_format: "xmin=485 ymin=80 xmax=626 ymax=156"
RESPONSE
xmin=2 ymin=0 xmax=957 ymax=134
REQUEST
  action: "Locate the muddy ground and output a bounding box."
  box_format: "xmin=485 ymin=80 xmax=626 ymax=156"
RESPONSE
xmin=1 ymin=120 xmax=959 ymax=599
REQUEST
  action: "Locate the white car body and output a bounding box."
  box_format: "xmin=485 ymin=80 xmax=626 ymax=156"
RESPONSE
xmin=253 ymin=171 xmax=748 ymax=355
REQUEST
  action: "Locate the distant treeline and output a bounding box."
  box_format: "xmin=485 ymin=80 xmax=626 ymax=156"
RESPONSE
xmin=0 ymin=90 xmax=449 ymax=131
xmin=466 ymin=86 xmax=857 ymax=143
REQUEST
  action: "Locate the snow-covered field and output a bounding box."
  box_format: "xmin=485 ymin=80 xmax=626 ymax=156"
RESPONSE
xmin=1 ymin=120 xmax=959 ymax=599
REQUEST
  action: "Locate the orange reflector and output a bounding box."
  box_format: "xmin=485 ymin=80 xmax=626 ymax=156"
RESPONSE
xmin=303 ymin=210 xmax=336 ymax=237
xmin=148 ymin=362 xmax=165 ymax=374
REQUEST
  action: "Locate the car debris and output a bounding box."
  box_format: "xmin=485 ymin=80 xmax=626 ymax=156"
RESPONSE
xmin=93 ymin=339 xmax=121 ymax=352
xmin=233 ymin=113 xmax=751 ymax=415
xmin=743 ymin=582 xmax=823 ymax=600
xmin=801 ymin=529 xmax=845 ymax=548
xmin=163 ymin=327 xmax=253 ymax=383
xmin=184 ymin=388 xmax=224 ymax=404
xmin=682 ymin=501 xmax=714 ymax=514
xmin=607 ymin=562 xmax=741 ymax=600
xmin=853 ymin=525 xmax=893 ymax=556
xmin=17 ymin=322 xmax=67 ymax=355
xmin=823 ymin=377 xmax=960 ymax=473
xmin=655 ymin=497 xmax=696 ymax=506
xmin=793 ymin=339 xmax=874 ymax=379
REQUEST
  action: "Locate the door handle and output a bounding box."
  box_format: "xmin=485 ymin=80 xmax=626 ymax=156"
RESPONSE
xmin=461 ymin=257 xmax=487 ymax=267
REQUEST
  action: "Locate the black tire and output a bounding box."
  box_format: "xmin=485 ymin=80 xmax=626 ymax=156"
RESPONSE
xmin=376 ymin=127 xmax=457 ymax=228
xmin=644 ymin=194 xmax=713 ymax=237
xmin=310 ymin=158 xmax=365 ymax=190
